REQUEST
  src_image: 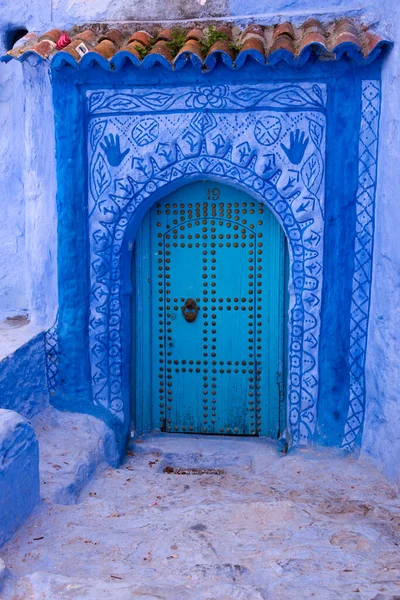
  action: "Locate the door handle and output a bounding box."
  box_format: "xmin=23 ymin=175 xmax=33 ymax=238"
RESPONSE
xmin=181 ymin=298 xmax=199 ymax=323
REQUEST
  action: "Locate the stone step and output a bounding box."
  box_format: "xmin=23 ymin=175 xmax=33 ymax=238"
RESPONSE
xmin=32 ymin=408 xmax=120 ymax=505
xmin=9 ymin=571 xmax=267 ymax=600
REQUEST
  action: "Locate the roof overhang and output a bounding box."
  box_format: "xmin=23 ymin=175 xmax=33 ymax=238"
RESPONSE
xmin=1 ymin=19 xmax=392 ymax=71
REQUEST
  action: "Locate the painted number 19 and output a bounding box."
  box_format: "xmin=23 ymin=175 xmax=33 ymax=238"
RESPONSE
xmin=207 ymin=188 xmax=220 ymax=201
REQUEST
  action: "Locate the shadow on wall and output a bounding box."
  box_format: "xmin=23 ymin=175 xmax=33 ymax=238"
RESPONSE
xmin=0 ymin=326 xmax=49 ymax=420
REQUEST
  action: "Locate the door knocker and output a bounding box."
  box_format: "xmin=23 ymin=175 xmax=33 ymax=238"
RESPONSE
xmin=181 ymin=298 xmax=199 ymax=323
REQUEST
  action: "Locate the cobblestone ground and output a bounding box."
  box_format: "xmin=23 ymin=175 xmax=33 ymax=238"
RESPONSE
xmin=1 ymin=435 xmax=399 ymax=599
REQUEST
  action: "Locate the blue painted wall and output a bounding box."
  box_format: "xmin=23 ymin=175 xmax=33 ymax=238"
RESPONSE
xmin=0 ymin=0 xmax=399 ymax=484
xmin=48 ymin=57 xmax=381 ymax=451
xmin=0 ymin=409 xmax=40 ymax=547
xmin=0 ymin=333 xmax=49 ymax=419
xmin=0 ymin=0 xmax=383 ymax=328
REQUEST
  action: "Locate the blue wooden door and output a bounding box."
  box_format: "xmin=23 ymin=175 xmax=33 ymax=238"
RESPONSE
xmin=133 ymin=182 xmax=286 ymax=437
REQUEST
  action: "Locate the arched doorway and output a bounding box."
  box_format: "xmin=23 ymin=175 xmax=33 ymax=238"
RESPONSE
xmin=132 ymin=181 xmax=288 ymax=437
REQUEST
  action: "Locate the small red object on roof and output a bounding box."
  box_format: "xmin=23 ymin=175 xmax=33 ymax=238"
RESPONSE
xmin=56 ymin=33 xmax=71 ymax=50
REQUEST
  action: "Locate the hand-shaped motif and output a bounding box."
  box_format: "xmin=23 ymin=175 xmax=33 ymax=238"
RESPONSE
xmin=100 ymin=134 xmax=130 ymax=167
xmin=280 ymin=129 xmax=309 ymax=165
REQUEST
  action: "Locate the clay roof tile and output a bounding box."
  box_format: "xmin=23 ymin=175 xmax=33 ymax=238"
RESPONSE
xmin=2 ymin=19 xmax=391 ymax=68
xmin=92 ymin=39 xmax=116 ymax=60
xmin=363 ymin=30 xmax=386 ymax=55
xmin=186 ymin=28 xmax=203 ymax=42
xmin=273 ymin=23 xmax=295 ymax=40
xmin=157 ymin=29 xmax=173 ymax=42
xmin=38 ymin=29 xmax=63 ymax=43
xmin=240 ymin=37 xmax=265 ymax=56
xmin=207 ymin=39 xmax=235 ymax=59
xmin=243 ymin=24 xmax=264 ymax=37
xmin=127 ymin=31 xmax=152 ymax=47
xmin=75 ymin=30 xmax=97 ymax=45
xmin=215 ymin=25 xmax=232 ymax=39
xmin=119 ymin=42 xmax=142 ymax=61
xmin=31 ymin=39 xmax=57 ymax=59
xmin=148 ymin=39 xmax=174 ymax=62
xmin=98 ymin=29 xmax=124 ymax=47
xmin=176 ymin=39 xmax=203 ymax=60
xmin=270 ymin=32 xmax=295 ymax=55
xmin=298 ymin=20 xmax=327 ymax=54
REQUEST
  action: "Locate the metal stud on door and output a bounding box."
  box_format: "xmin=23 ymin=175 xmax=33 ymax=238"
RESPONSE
xmin=135 ymin=181 xmax=286 ymax=437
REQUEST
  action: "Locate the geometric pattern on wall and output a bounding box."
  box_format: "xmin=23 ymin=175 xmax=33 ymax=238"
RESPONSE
xmin=342 ymin=80 xmax=381 ymax=450
xmin=86 ymin=83 xmax=327 ymax=445
xmin=44 ymin=313 xmax=59 ymax=396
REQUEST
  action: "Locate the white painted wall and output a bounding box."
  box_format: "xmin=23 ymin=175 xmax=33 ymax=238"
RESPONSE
xmin=361 ymin=2 xmax=400 ymax=488
xmin=0 ymin=1 xmax=56 ymax=326
xmin=0 ymin=59 xmax=28 ymax=319
xmin=50 ymin=0 xmax=370 ymax=26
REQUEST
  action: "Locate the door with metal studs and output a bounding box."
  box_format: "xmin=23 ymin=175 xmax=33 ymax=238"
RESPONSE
xmin=133 ymin=181 xmax=287 ymax=437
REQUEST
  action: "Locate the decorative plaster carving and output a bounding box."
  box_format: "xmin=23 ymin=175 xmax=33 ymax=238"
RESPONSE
xmin=86 ymin=82 xmax=327 ymax=445
xmin=44 ymin=314 xmax=59 ymax=397
xmin=342 ymin=80 xmax=381 ymax=451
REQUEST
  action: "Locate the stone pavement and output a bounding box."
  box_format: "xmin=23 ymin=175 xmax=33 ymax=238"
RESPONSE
xmin=0 ymin=434 xmax=399 ymax=599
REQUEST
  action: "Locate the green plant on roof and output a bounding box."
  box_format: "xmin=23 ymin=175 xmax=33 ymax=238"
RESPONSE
xmin=166 ymin=28 xmax=187 ymax=56
xmin=229 ymin=41 xmax=243 ymax=53
xmin=200 ymin=26 xmax=229 ymax=55
xmin=133 ymin=39 xmax=155 ymax=60
xmin=135 ymin=44 xmax=148 ymax=59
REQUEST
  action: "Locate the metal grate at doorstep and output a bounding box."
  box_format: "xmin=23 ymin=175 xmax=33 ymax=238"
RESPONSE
xmin=163 ymin=466 xmax=224 ymax=475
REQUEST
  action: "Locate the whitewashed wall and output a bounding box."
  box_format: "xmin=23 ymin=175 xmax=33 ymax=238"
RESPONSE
xmin=362 ymin=2 xmax=400 ymax=488
xmin=0 ymin=1 xmax=55 ymax=326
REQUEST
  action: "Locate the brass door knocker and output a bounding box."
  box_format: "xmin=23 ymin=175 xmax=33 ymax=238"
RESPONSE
xmin=181 ymin=298 xmax=199 ymax=323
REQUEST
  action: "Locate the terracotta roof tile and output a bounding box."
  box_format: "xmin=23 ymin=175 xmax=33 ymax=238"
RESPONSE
xmin=186 ymin=28 xmax=203 ymax=42
xmin=75 ymin=30 xmax=97 ymax=44
xmin=38 ymin=29 xmax=63 ymax=43
xmin=98 ymin=29 xmax=124 ymax=47
xmin=175 ymin=39 xmax=203 ymax=70
xmin=273 ymin=23 xmax=295 ymax=40
xmin=270 ymin=32 xmax=295 ymax=55
xmin=127 ymin=31 xmax=152 ymax=47
xmin=176 ymin=39 xmax=203 ymax=60
xmin=92 ymin=39 xmax=116 ymax=60
xmin=241 ymin=36 xmax=265 ymax=55
xmin=331 ymin=18 xmax=360 ymax=50
xmin=147 ymin=40 xmax=174 ymax=67
xmin=119 ymin=42 xmax=142 ymax=62
xmin=61 ymin=39 xmax=88 ymax=62
xmin=33 ymin=40 xmax=58 ymax=59
xmin=364 ymin=30 xmax=385 ymax=56
xmin=1 ymin=19 xmax=392 ymax=70
xmin=299 ymin=19 xmax=327 ymax=52
xmin=241 ymin=25 xmax=265 ymax=46
xmin=157 ymin=29 xmax=173 ymax=42
xmin=214 ymin=25 xmax=232 ymax=39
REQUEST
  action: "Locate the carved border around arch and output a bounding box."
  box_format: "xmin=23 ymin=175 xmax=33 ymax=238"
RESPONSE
xmin=86 ymin=83 xmax=326 ymax=445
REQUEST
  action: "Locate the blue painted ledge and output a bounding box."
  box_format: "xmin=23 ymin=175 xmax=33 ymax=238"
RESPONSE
xmin=0 ymin=328 xmax=49 ymax=419
xmin=0 ymin=409 xmax=40 ymax=547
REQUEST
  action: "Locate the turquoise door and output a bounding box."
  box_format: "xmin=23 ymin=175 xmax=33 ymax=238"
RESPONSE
xmin=133 ymin=182 xmax=286 ymax=437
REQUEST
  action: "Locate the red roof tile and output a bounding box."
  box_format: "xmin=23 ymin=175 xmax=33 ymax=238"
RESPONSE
xmin=2 ymin=19 xmax=392 ymax=70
